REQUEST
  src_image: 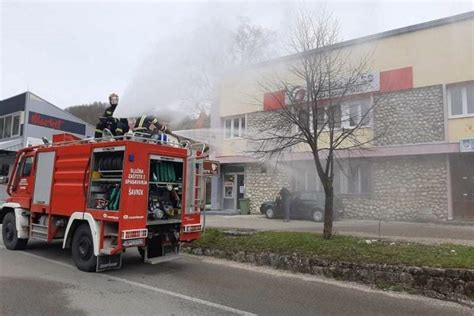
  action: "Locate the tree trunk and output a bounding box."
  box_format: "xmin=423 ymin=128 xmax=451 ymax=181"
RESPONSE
xmin=323 ymin=185 xmax=334 ymax=239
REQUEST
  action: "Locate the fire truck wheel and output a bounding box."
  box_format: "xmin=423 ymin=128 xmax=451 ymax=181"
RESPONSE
xmin=71 ymin=223 xmax=97 ymax=272
xmin=2 ymin=212 xmax=28 ymax=250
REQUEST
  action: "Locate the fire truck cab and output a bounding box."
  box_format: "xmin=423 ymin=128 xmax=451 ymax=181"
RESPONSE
xmin=0 ymin=133 xmax=207 ymax=271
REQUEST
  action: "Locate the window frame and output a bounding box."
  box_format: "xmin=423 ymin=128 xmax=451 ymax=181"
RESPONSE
xmin=337 ymin=161 xmax=371 ymax=195
xmin=448 ymin=82 xmax=474 ymax=118
xmin=0 ymin=112 xmax=22 ymax=140
xmin=11 ymin=114 xmax=21 ymax=137
xmin=21 ymin=157 xmax=34 ymax=177
xmin=292 ymin=161 xmax=371 ymax=195
xmin=223 ymin=115 xmax=246 ymax=139
xmin=341 ymin=97 xmax=373 ymax=129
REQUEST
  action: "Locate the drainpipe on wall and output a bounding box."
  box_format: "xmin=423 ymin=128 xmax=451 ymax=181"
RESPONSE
xmin=446 ymin=154 xmax=453 ymax=221
xmin=442 ymin=84 xmax=453 ymax=221
xmin=442 ymin=84 xmax=449 ymax=142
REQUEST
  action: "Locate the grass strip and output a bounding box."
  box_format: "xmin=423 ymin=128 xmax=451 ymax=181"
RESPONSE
xmin=190 ymin=229 xmax=474 ymax=269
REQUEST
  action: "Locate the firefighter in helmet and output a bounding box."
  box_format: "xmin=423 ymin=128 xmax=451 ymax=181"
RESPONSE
xmin=133 ymin=115 xmax=171 ymax=136
xmin=95 ymin=93 xmax=129 ymax=138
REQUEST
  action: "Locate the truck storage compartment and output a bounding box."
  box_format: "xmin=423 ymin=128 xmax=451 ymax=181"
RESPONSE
xmin=87 ymin=147 xmax=125 ymax=210
xmin=147 ymin=155 xmax=183 ymax=223
xmin=141 ymin=223 xmax=181 ymax=263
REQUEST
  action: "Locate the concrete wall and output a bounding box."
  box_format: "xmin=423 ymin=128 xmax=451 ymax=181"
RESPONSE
xmin=374 ymin=85 xmax=445 ymax=146
xmin=448 ymin=116 xmax=474 ymax=142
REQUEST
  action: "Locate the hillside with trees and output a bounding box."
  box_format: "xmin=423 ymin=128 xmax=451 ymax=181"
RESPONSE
xmin=65 ymin=102 xmax=107 ymax=125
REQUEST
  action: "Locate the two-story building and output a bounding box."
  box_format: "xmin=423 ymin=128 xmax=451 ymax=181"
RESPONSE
xmin=210 ymin=12 xmax=474 ymax=221
xmin=0 ymin=92 xmax=94 ymax=184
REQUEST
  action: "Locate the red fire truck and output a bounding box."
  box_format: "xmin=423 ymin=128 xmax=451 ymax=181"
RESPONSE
xmin=0 ymin=133 xmax=207 ymax=271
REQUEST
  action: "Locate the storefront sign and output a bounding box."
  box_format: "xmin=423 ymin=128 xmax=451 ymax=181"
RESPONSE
xmin=460 ymin=139 xmax=474 ymax=152
xmin=303 ymin=72 xmax=380 ymax=100
xmin=28 ymin=111 xmax=86 ymax=135
xmin=265 ymin=72 xmax=380 ymax=110
xmin=203 ymin=160 xmax=220 ymax=176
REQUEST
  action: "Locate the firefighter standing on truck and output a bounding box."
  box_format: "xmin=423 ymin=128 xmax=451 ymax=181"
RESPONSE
xmin=95 ymin=93 xmax=129 ymax=138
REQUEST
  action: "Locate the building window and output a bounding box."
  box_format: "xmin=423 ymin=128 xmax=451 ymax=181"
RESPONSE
xmin=292 ymin=160 xmax=371 ymax=195
xmin=341 ymin=98 xmax=372 ymax=129
xmin=4 ymin=116 xmax=12 ymax=138
xmin=12 ymin=115 xmax=20 ymax=137
xmin=337 ymin=162 xmax=371 ymax=194
xmin=448 ymin=82 xmax=474 ymax=117
xmin=0 ymin=113 xmax=22 ymax=139
xmin=224 ymin=116 xmax=246 ymax=139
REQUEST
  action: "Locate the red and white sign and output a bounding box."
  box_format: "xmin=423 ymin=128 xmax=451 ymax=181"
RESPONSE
xmin=263 ymin=67 xmax=413 ymax=111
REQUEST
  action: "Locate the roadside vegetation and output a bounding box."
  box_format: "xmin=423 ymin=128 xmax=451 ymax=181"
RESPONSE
xmin=191 ymin=229 xmax=474 ymax=269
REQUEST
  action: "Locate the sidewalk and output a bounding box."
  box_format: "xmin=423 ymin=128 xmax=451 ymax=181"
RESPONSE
xmin=203 ymin=215 xmax=474 ymax=245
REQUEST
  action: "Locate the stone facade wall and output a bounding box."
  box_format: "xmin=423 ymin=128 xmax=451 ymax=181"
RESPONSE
xmin=244 ymin=110 xmax=292 ymax=214
xmin=374 ymin=85 xmax=445 ymax=146
xmin=240 ymin=86 xmax=449 ymax=220
xmin=245 ymin=164 xmax=291 ymax=214
xmin=341 ymin=155 xmax=448 ymax=221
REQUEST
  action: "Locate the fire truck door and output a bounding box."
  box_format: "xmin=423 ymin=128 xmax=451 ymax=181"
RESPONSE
xmin=11 ymin=153 xmax=35 ymax=197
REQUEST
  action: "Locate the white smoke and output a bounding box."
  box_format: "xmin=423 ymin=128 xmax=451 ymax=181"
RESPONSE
xmin=114 ymin=3 xmax=289 ymax=123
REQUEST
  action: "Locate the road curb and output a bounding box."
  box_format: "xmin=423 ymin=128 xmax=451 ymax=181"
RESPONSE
xmin=182 ymin=246 xmax=474 ymax=307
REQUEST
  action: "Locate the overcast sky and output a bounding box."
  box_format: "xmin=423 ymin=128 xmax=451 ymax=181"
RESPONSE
xmin=1 ymin=0 xmax=472 ymax=116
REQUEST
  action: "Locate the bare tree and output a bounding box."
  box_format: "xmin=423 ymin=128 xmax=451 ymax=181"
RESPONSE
xmin=252 ymin=10 xmax=380 ymax=239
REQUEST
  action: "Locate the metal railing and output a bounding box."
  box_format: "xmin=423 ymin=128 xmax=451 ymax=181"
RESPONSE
xmin=33 ymin=130 xmax=208 ymax=156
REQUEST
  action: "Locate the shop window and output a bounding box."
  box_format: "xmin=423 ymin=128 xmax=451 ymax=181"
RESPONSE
xmin=448 ymin=82 xmax=474 ymax=117
xmin=292 ymin=166 xmax=324 ymax=192
xmin=338 ymin=162 xmax=371 ymax=194
xmin=292 ymin=160 xmax=371 ymax=195
xmin=224 ymin=116 xmax=246 ymax=139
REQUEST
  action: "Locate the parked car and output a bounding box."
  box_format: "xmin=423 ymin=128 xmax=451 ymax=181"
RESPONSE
xmin=259 ymin=191 xmax=344 ymax=222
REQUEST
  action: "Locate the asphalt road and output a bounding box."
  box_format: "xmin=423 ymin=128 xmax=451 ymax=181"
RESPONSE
xmin=0 ymin=239 xmax=472 ymax=316
xmin=205 ymin=215 xmax=474 ymax=245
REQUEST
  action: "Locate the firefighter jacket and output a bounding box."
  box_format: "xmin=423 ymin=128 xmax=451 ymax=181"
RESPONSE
xmin=95 ymin=104 xmax=121 ymax=138
xmin=134 ymin=115 xmax=169 ymax=134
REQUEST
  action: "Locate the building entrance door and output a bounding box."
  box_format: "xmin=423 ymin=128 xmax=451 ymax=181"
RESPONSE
xmin=222 ymin=173 xmax=245 ymax=210
xmin=450 ymin=153 xmax=474 ymax=220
